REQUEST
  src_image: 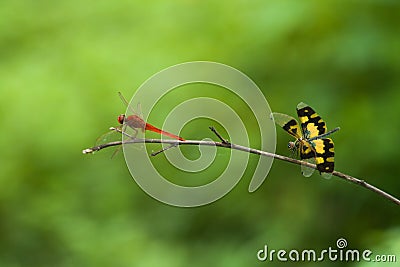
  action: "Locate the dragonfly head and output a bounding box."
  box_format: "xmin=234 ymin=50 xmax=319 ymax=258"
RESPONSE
xmin=117 ymin=114 xmax=125 ymax=124
xmin=288 ymin=141 xmax=296 ymax=150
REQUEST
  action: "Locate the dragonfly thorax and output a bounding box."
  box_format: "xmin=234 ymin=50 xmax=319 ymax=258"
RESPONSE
xmin=117 ymin=114 xmax=125 ymax=124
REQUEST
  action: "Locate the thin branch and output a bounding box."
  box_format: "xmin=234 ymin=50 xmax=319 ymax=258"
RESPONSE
xmin=82 ymin=131 xmax=400 ymax=206
xmin=209 ymin=126 xmax=230 ymax=144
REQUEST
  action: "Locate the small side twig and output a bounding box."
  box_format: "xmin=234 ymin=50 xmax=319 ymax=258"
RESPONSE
xmin=83 ymin=129 xmax=400 ymax=206
xmin=152 ymin=127 xmax=228 ymax=156
xmin=209 ymin=126 xmax=230 ymax=144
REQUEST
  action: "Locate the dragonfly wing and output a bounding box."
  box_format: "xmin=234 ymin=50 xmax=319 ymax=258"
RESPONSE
xmin=95 ymin=127 xmax=124 ymax=158
xmin=136 ymin=102 xmax=145 ymax=132
xmin=137 ymin=102 xmax=143 ymax=118
xmin=95 ymin=126 xmax=122 ymax=145
xmin=299 ymin=141 xmax=315 ymax=177
xmin=271 ymin=112 xmax=302 ymax=139
xmin=312 ymin=138 xmax=335 ymax=179
xmin=321 ymin=171 xmax=333 ymax=179
xmin=118 ymin=92 xmax=138 ymax=115
xmin=301 ymin=158 xmax=316 ymax=177
xmin=296 ymin=102 xmax=327 ymax=139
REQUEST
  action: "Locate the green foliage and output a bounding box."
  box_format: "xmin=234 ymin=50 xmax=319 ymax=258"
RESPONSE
xmin=1 ymin=1 xmax=399 ymax=266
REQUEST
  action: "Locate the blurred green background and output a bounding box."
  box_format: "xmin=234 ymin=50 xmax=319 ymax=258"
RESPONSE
xmin=1 ymin=0 xmax=399 ymax=266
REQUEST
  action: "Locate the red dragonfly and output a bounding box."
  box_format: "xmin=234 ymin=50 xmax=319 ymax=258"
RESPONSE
xmin=116 ymin=92 xmax=185 ymax=141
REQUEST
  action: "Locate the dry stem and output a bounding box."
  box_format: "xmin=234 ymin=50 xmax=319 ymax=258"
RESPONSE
xmin=82 ymin=128 xmax=400 ymax=206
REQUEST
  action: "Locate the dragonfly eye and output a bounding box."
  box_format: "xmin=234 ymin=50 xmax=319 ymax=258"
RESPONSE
xmin=117 ymin=114 xmax=125 ymax=124
xmin=288 ymin=141 xmax=296 ymax=150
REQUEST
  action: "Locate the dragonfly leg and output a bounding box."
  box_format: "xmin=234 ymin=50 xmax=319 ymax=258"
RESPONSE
xmin=132 ymin=128 xmax=138 ymax=139
xmin=110 ymin=126 xmax=135 ymax=139
xmin=151 ymin=144 xmax=179 ymax=156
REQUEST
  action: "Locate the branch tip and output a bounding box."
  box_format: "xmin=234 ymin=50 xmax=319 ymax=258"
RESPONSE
xmin=82 ymin=148 xmax=93 ymax=154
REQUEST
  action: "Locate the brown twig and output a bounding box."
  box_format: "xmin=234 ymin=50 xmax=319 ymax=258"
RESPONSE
xmin=82 ymin=129 xmax=400 ymax=206
xmin=209 ymin=126 xmax=230 ymax=144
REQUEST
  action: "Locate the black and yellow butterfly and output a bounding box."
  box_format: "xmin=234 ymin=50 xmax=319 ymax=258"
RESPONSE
xmin=271 ymin=102 xmax=340 ymax=179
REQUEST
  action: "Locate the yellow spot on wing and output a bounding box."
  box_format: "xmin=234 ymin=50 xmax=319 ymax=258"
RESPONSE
xmin=306 ymin=123 xmax=321 ymax=139
xmin=313 ymin=139 xmax=326 ymax=154
xmin=315 ymin=156 xmax=325 ymax=164
xmin=325 ymin=157 xmax=334 ymax=162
